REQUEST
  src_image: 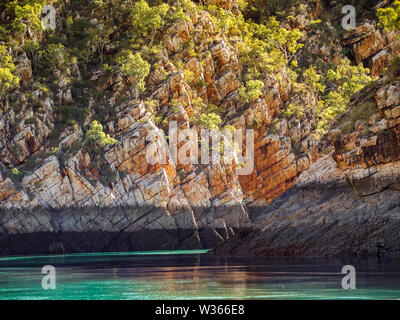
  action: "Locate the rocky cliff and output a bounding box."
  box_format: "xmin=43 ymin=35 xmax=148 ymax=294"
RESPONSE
xmin=1 ymin=0 xmax=400 ymax=256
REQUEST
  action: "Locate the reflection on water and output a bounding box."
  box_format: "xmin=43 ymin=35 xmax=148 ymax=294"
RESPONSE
xmin=0 ymin=250 xmax=399 ymax=300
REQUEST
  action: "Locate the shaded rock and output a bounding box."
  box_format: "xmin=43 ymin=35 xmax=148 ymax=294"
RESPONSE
xmin=49 ymin=242 xmax=65 ymax=254
xmin=213 ymin=156 xmax=400 ymax=258
xmin=14 ymin=52 xmax=32 ymax=84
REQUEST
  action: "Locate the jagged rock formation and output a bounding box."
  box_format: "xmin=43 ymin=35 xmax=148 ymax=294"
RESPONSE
xmin=333 ymin=80 xmax=400 ymax=197
xmin=342 ymin=20 xmax=400 ymax=77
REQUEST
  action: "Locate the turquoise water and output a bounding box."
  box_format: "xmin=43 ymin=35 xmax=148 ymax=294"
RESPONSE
xmin=0 ymin=250 xmax=399 ymax=300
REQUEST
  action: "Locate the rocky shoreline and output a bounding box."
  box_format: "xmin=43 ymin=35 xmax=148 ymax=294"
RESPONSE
xmin=2 ymin=155 xmax=400 ymax=258
xmin=212 ymin=156 xmax=400 ymax=258
xmin=0 ymin=203 xmax=249 ymax=256
xmin=0 ymin=230 xmax=203 ymax=256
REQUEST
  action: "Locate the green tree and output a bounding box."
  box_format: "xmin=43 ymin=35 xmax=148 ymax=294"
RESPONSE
xmin=239 ymin=16 xmax=303 ymax=76
xmin=241 ymin=0 xmax=301 ymax=23
xmin=303 ymin=66 xmax=325 ymax=94
xmin=377 ymin=1 xmax=400 ymax=31
xmin=63 ymin=16 xmax=92 ymax=66
xmin=0 ymin=45 xmax=19 ymax=96
xmin=116 ymin=51 xmax=150 ymax=97
xmin=318 ymin=59 xmax=371 ymax=132
xmin=23 ymin=39 xmax=42 ymax=65
xmin=130 ymin=0 xmax=169 ymax=46
xmin=239 ymin=80 xmax=265 ymax=104
xmin=325 ymin=58 xmax=371 ymax=100
xmin=90 ymin=23 xmax=113 ymax=64
xmin=41 ymin=43 xmax=68 ymax=70
xmin=198 ymin=113 xmax=222 ymax=130
xmin=207 ymin=5 xmax=246 ymax=37
xmin=7 ymin=0 xmax=46 ymax=46
xmin=266 ymin=17 xmax=303 ymax=65
xmin=85 ymin=120 xmax=117 ymax=149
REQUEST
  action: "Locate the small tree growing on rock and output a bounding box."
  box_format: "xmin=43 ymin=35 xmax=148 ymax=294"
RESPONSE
xmin=239 ymin=80 xmax=265 ymax=104
xmin=198 ymin=113 xmax=222 ymax=130
xmin=85 ymin=120 xmax=117 ymax=151
xmin=116 ymin=51 xmax=150 ymax=98
xmin=317 ymin=58 xmax=372 ymax=132
xmin=8 ymin=0 xmax=46 ymax=46
xmin=0 ymin=45 xmax=19 ymax=97
xmin=91 ymin=23 xmax=113 ymax=64
xmin=129 ymin=0 xmax=169 ymax=47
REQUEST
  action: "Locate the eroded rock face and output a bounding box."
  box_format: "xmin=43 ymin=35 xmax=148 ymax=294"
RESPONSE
xmin=0 ymin=8 xmax=255 ymax=254
xmin=239 ymin=134 xmax=299 ymax=208
xmin=14 ymin=52 xmax=32 ymax=84
xmin=341 ymin=22 xmax=400 ymax=77
xmin=333 ymin=80 xmax=400 ymax=196
xmin=0 ymin=7 xmax=325 ymax=255
xmin=0 ymin=97 xmax=54 ymax=166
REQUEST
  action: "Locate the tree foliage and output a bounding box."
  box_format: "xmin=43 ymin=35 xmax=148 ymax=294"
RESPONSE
xmin=5 ymin=0 xmax=47 ymax=45
xmin=280 ymin=58 xmax=371 ymax=133
xmin=303 ymin=66 xmax=325 ymax=94
xmin=239 ymin=80 xmax=265 ymax=104
xmin=198 ymin=113 xmax=222 ymax=130
xmin=377 ymin=1 xmax=400 ymax=31
xmin=241 ymin=0 xmax=303 ymax=23
xmin=116 ymin=51 xmax=150 ymax=93
xmin=238 ymin=16 xmax=303 ymax=77
xmin=206 ymin=5 xmax=303 ymax=78
xmin=0 ymin=45 xmax=19 ymax=95
xmin=90 ymin=23 xmax=113 ymax=64
xmin=85 ymin=120 xmax=117 ymax=148
xmin=129 ymin=0 xmax=169 ymax=46
xmin=318 ymin=59 xmax=372 ymax=131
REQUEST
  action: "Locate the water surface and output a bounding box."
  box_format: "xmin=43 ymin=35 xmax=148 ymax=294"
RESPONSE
xmin=0 ymin=250 xmax=399 ymax=300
